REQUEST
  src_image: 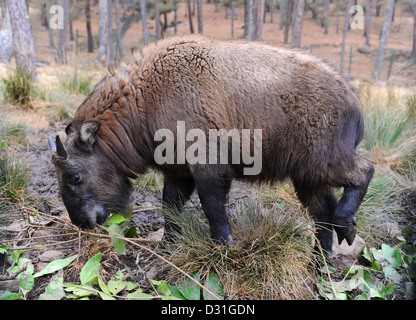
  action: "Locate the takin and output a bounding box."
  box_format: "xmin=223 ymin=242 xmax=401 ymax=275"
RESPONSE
xmin=48 ymin=35 xmax=374 ymax=255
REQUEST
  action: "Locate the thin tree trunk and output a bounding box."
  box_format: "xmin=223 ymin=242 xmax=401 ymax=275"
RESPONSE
xmin=97 ymin=0 xmax=108 ymax=64
xmin=336 ymin=0 xmax=340 ymax=34
xmin=410 ymin=4 xmax=416 ymax=64
xmin=324 ymin=0 xmax=329 ymax=34
xmin=57 ymin=0 xmax=68 ymax=64
xmin=187 ymin=0 xmax=194 ymax=33
xmin=373 ymin=0 xmax=394 ymax=80
xmin=364 ymin=0 xmax=371 ymax=46
xmin=106 ymin=0 xmax=114 ymax=66
xmin=197 ymin=0 xmax=203 ymax=34
xmin=231 ymin=0 xmax=235 ymax=39
xmin=291 ymin=0 xmax=304 ymax=47
xmin=140 ymin=0 xmax=149 ymax=45
xmin=340 ymin=0 xmax=353 ymax=73
xmin=279 ymin=0 xmax=286 ymax=30
xmin=86 ymin=0 xmax=93 ymax=52
xmin=46 ymin=0 xmax=55 ymax=48
xmin=245 ymin=0 xmax=254 ymax=39
xmin=174 ymin=0 xmax=178 ymax=35
xmin=69 ymin=0 xmax=74 ymax=41
xmin=283 ymin=0 xmax=292 ymax=44
xmin=253 ymin=0 xmax=265 ymax=40
xmin=155 ymin=0 xmax=161 ymax=40
xmin=115 ymin=0 xmax=124 ymax=61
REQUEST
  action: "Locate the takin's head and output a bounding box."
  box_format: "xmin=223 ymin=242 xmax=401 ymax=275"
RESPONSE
xmin=48 ymin=120 xmax=133 ymax=229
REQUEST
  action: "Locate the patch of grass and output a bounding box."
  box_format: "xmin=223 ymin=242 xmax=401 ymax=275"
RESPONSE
xmin=0 ymin=142 xmax=30 ymax=201
xmin=161 ymin=197 xmax=316 ymax=299
xmin=137 ymin=169 xmax=163 ymax=192
xmin=360 ymin=85 xmax=416 ymax=174
xmin=2 ymin=68 xmax=34 ymax=108
xmin=59 ymin=70 xmax=94 ymax=95
xmin=356 ymin=166 xmax=411 ymax=246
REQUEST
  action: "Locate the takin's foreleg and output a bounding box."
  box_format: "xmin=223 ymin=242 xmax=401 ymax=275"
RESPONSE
xmin=162 ymin=173 xmax=196 ymax=236
xmin=333 ymin=157 xmax=374 ymax=246
xmin=293 ymin=182 xmax=338 ymax=256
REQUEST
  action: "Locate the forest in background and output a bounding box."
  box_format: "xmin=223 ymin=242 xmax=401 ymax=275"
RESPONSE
xmin=0 ymin=0 xmax=415 ymax=86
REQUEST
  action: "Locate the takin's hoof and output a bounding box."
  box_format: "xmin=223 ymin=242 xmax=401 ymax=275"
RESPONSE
xmin=333 ymin=216 xmax=357 ymax=246
xmin=334 ymin=226 xmax=356 ymax=246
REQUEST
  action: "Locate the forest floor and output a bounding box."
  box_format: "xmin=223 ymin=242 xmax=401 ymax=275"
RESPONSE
xmin=0 ymin=2 xmax=415 ymax=301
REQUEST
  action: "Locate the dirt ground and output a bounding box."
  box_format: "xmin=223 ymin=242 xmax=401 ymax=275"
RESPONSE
xmin=1 ymin=1 xmax=415 ymax=300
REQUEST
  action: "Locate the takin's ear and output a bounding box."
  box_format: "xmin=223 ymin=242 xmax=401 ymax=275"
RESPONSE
xmin=79 ymin=120 xmax=101 ymax=145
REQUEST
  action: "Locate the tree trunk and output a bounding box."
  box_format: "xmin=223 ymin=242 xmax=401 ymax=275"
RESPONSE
xmin=197 ymin=0 xmax=203 ymax=34
xmin=291 ymin=0 xmax=304 ymax=48
xmin=155 ymin=0 xmax=161 ymax=40
xmin=253 ymin=0 xmax=265 ymax=41
xmin=279 ymin=0 xmax=286 ymax=30
xmin=86 ymin=0 xmax=93 ymax=53
xmin=336 ymin=0 xmax=340 ymax=34
xmin=324 ymin=0 xmax=329 ymax=34
xmin=373 ymin=0 xmax=394 ymax=80
xmin=7 ymin=0 xmax=37 ymax=79
xmin=174 ymin=0 xmax=178 ymax=35
xmin=245 ymin=0 xmax=254 ymax=39
xmin=106 ymin=0 xmax=114 ymax=67
xmin=376 ymin=0 xmax=381 ymax=17
xmin=364 ymin=0 xmax=371 ymax=46
xmin=46 ymin=0 xmax=55 ymax=48
xmin=56 ymin=0 xmax=68 ymax=64
xmin=283 ymin=0 xmax=292 ymax=44
xmin=0 ymin=4 xmax=13 ymax=64
xmin=69 ymin=0 xmax=74 ymax=41
xmin=340 ymin=0 xmax=353 ymax=73
xmin=140 ymin=0 xmax=150 ymax=45
xmin=231 ymin=0 xmax=235 ymax=39
xmin=411 ymin=4 xmax=416 ymax=64
xmin=187 ymin=0 xmax=194 ymax=33
xmin=97 ymin=0 xmax=108 ymax=64
xmin=115 ymin=0 xmax=124 ymax=60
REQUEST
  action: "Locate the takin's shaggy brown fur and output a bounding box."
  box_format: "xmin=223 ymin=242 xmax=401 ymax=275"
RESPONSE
xmin=49 ymin=35 xmax=374 ymax=255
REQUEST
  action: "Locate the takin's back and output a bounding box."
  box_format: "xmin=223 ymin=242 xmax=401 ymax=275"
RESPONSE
xmin=130 ymin=36 xmax=364 ymax=182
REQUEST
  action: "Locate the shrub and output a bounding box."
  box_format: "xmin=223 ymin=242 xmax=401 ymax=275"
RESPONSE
xmin=60 ymin=70 xmax=94 ymax=95
xmin=2 ymin=68 xmax=34 ymax=108
xmin=360 ymin=85 xmax=416 ymax=174
xmin=0 ymin=142 xmax=30 ymax=200
xmin=161 ymin=197 xmax=316 ymax=299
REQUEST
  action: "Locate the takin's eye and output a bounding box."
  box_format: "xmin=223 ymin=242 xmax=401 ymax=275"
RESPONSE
xmin=69 ymin=174 xmax=81 ymax=184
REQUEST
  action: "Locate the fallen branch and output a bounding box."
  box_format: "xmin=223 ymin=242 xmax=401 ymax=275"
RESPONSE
xmin=0 ymin=263 xmax=27 ymax=281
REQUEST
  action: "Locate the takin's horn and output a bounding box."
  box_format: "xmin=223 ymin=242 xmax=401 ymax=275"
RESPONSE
xmin=48 ymin=136 xmax=56 ymax=152
xmin=56 ymin=135 xmax=68 ymax=159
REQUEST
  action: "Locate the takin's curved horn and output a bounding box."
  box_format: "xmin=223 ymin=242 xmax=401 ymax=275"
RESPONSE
xmin=56 ymin=135 xmax=68 ymax=159
xmin=48 ymin=136 xmax=56 ymax=152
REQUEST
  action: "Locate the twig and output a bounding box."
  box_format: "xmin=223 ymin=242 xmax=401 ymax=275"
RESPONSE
xmin=7 ymin=238 xmax=80 ymax=251
xmin=0 ymin=233 xmax=78 ymax=245
xmin=0 ymin=263 xmax=27 ymax=281
xmin=132 ymin=206 xmax=160 ymax=213
xmin=116 ymin=234 xmax=222 ymax=300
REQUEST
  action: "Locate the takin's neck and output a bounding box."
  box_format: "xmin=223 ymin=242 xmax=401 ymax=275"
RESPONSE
xmin=75 ymin=71 xmax=152 ymax=177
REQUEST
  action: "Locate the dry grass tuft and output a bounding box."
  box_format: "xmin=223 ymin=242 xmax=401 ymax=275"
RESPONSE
xmin=161 ymin=197 xmax=317 ymax=300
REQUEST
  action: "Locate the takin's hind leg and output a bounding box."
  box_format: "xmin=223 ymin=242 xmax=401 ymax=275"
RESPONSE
xmin=293 ymin=182 xmax=338 ymax=256
xmin=333 ymin=157 xmax=374 ymax=246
